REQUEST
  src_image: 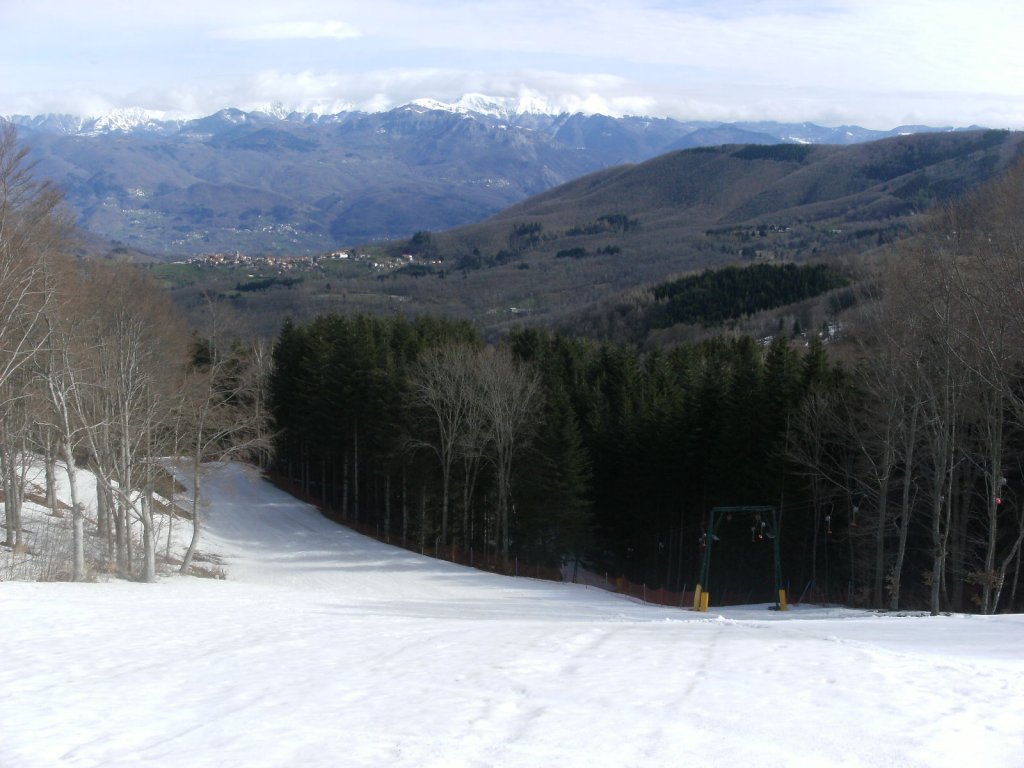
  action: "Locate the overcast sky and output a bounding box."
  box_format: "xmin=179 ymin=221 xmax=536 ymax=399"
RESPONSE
xmin=2 ymin=0 xmax=1022 ymax=129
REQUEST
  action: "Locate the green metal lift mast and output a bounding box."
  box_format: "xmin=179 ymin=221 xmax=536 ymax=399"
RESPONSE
xmin=694 ymin=506 xmax=786 ymax=612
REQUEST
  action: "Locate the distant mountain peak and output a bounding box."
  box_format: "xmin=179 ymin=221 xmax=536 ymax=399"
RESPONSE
xmin=249 ymin=102 xmax=292 ymax=120
xmin=405 ymin=93 xmax=563 ymax=120
xmin=87 ymin=107 xmax=172 ymax=132
xmin=2 ymin=107 xmax=194 ymax=136
xmin=3 ymin=113 xmax=90 ymax=135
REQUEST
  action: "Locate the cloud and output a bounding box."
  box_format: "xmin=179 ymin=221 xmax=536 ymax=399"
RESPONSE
xmin=3 ymin=1 xmax=1024 ymax=128
xmin=14 ymin=65 xmax=1013 ymax=131
xmin=5 ymin=58 xmax=1023 ymax=130
xmin=207 ymin=69 xmax=659 ymax=118
xmin=214 ymin=20 xmax=361 ymax=41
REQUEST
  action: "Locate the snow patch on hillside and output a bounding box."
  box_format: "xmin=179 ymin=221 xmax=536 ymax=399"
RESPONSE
xmin=1 ymin=456 xmax=193 ymax=581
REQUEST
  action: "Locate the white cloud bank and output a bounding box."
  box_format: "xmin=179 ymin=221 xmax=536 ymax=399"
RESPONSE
xmin=1 ymin=0 xmax=1023 ymax=128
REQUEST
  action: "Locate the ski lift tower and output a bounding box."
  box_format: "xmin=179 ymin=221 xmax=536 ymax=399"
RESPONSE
xmin=694 ymin=505 xmax=787 ymax=612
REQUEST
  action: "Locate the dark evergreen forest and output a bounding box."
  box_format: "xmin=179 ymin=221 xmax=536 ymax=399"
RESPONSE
xmin=648 ymin=263 xmax=848 ymax=327
xmin=265 ymin=313 xmax=940 ymax=611
xmin=271 ymin=314 xmax=756 ymax=595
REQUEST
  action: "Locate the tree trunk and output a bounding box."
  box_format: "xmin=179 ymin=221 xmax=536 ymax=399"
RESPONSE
xmin=991 ymin=518 xmax=1024 ymax=613
xmin=44 ymin=444 xmax=57 ymax=509
xmin=930 ymin=493 xmax=944 ymax=616
xmin=873 ymin=472 xmax=891 ymax=607
xmin=401 ymin=468 xmax=408 ymax=544
xmin=496 ymin=456 xmax=511 ymax=559
xmin=140 ymin=491 xmax=157 ymax=583
xmin=321 ymin=455 xmax=328 ymax=507
xmin=981 ymin=412 xmax=1003 ymax=614
xmin=96 ymin=482 xmax=113 ymax=564
xmin=1008 ymin=516 xmax=1023 ymax=609
xmin=353 ymin=426 xmax=360 ymax=523
xmin=930 ymin=449 xmax=956 ymax=616
xmin=461 ymin=455 xmax=481 ymax=550
xmin=180 ymin=455 xmax=202 ymax=574
xmin=419 ymin=484 xmax=427 ymax=555
xmin=384 ymin=473 xmax=391 ymax=543
xmin=889 ymin=406 xmax=918 ymax=611
xmin=124 ymin=500 xmax=134 ymax=575
xmin=462 ymin=470 xmax=471 ymax=551
xmin=60 ymin=441 xmax=85 ymax=581
xmin=112 ymin=493 xmax=127 ymax=573
xmin=301 ymin=442 xmax=311 ymax=497
xmin=342 ymin=450 xmax=349 ymax=521
xmin=441 ymin=463 xmax=450 ymax=547
xmin=2 ymin=451 xmax=16 ymax=548
xmin=165 ymin=493 xmax=175 ymax=562
xmin=10 ymin=457 xmax=23 ymax=548
xmin=331 ymin=459 xmax=339 ymax=511
xmin=952 ymin=467 xmax=972 ymax=612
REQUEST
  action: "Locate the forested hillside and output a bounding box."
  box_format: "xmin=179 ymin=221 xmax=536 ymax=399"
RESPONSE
xmin=153 ymin=129 xmax=1024 ymax=340
xmin=565 ymin=262 xmax=854 ymax=346
xmin=0 ymin=124 xmax=269 ymax=583
xmin=267 ymin=161 xmax=1024 ymax=614
xmin=424 ymin=129 xmax=1022 ymax=270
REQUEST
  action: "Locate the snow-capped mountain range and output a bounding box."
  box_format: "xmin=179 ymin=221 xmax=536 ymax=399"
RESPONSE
xmin=5 ymin=94 xmax=554 ymax=136
xmin=4 ymin=95 xmax=971 ymax=142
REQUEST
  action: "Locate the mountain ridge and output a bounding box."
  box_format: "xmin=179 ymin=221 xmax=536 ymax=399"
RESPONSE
xmin=1 ymin=103 xmax=991 ymax=256
xmin=5 ymin=97 xmax=978 ymax=139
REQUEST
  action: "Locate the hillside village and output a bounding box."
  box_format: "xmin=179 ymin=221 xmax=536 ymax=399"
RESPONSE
xmin=180 ymin=250 xmax=349 ymax=270
xmin=178 ymin=249 xmax=424 ymax=274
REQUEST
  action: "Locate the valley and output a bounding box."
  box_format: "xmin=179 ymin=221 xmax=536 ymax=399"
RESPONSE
xmin=133 ymin=127 xmax=1024 ymax=340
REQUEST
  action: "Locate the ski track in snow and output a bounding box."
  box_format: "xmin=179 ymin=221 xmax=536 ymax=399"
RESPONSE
xmin=2 ymin=461 xmax=1023 ymax=767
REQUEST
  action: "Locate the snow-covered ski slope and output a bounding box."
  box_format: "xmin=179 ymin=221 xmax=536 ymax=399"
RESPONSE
xmin=2 ymin=462 xmax=1022 ymax=767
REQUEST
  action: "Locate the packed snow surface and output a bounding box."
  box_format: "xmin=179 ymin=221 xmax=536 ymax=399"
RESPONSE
xmin=2 ymin=462 xmax=1022 ymax=767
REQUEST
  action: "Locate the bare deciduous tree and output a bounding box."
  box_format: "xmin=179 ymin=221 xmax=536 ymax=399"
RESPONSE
xmin=69 ymin=263 xmax=188 ymax=581
xmin=0 ymin=124 xmax=68 ymax=553
xmin=409 ymin=343 xmax=479 ymax=547
xmin=476 ymin=346 xmax=541 ymax=559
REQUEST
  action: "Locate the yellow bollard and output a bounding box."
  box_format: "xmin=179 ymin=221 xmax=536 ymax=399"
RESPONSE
xmin=693 ymin=585 xmax=703 ymax=611
xmin=778 ymin=588 xmax=788 ymax=611
xmin=700 ymin=590 xmax=710 ymax=612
